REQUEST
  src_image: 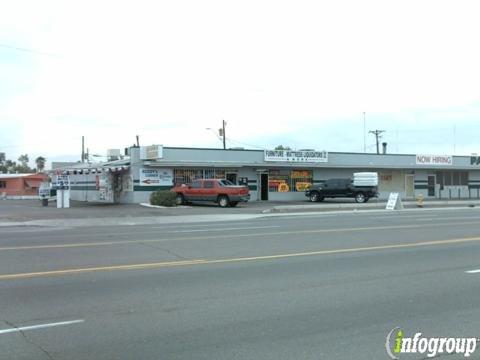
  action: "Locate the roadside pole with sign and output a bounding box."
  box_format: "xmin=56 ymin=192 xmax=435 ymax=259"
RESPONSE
xmin=56 ymin=173 xmax=71 ymax=209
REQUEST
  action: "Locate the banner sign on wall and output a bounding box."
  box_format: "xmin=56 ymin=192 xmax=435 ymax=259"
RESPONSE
xmin=416 ymin=154 xmax=453 ymax=166
xmin=140 ymin=145 xmax=163 ymax=160
xmin=140 ymin=168 xmax=173 ymax=186
xmin=264 ymin=150 xmax=328 ymax=163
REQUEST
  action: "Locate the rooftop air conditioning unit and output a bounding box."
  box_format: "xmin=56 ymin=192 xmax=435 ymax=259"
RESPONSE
xmin=107 ymin=149 xmax=121 ymax=161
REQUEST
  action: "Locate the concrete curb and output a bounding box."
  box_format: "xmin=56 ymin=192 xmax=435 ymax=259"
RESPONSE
xmin=263 ymin=200 xmax=480 ymax=214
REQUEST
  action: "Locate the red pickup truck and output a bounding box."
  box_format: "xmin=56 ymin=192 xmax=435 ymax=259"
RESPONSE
xmin=172 ymin=179 xmax=250 ymax=207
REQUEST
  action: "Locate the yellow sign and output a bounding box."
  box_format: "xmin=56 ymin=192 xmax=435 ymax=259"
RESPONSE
xmin=278 ymin=183 xmax=290 ymax=192
xmin=295 ymin=182 xmax=312 ymax=191
xmin=291 ymin=170 xmax=312 ymax=179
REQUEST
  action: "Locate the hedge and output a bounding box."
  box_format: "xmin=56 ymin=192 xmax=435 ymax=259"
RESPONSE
xmin=150 ymin=190 xmax=177 ymax=207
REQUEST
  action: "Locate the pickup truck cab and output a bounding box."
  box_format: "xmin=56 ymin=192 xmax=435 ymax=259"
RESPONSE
xmin=172 ymin=179 xmax=250 ymax=207
xmin=305 ymin=178 xmax=378 ymax=203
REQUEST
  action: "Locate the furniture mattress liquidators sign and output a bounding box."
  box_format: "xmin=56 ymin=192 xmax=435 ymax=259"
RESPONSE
xmin=264 ymin=150 xmax=328 ymax=163
xmin=416 ymin=154 xmax=452 ymax=166
xmin=139 ymin=168 xmax=173 ymax=186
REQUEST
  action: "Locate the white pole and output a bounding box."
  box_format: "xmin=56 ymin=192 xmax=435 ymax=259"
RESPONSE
xmin=363 ymin=112 xmax=366 ymax=152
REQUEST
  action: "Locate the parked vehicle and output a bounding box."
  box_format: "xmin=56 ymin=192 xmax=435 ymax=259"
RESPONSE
xmin=305 ymin=173 xmax=379 ymax=203
xmin=172 ymin=179 xmax=250 ymax=207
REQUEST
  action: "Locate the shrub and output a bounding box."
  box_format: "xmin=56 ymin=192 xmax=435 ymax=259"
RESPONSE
xmin=150 ymin=190 xmax=177 ymax=207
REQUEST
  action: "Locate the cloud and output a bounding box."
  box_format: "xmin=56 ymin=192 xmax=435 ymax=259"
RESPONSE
xmin=1 ymin=0 xmax=480 ymax=163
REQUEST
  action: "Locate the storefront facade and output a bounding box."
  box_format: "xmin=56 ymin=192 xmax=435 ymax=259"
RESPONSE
xmin=60 ymin=146 xmax=480 ymax=204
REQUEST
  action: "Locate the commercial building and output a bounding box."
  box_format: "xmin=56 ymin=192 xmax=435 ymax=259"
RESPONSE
xmin=0 ymin=173 xmax=49 ymax=198
xmin=56 ymin=145 xmax=480 ymax=204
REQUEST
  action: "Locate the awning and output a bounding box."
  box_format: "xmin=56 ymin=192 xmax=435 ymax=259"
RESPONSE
xmin=63 ymin=165 xmax=129 ymax=175
xmin=25 ymin=180 xmax=42 ymax=188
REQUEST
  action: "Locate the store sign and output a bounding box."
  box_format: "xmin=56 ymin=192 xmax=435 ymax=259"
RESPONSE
xmin=140 ymin=145 xmax=163 ymax=160
xmin=264 ymin=150 xmax=328 ymax=163
xmin=471 ymin=156 xmax=480 ymax=165
xmin=416 ymin=154 xmax=452 ymax=166
xmin=140 ymin=168 xmax=173 ymax=186
xmin=386 ymin=192 xmax=403 ymax=210
xmin=55 ymin=175 xmax=70 ymax=190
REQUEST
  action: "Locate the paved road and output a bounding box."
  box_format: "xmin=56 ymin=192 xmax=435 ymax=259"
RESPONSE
xmin=1 ymin=209 xmax=480 ymax=359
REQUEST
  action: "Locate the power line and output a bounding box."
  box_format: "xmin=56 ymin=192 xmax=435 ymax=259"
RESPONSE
xmin=0 ymin=43 xmax=60 ymax=57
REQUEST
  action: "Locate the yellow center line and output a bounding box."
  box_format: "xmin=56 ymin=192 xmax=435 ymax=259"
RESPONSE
xmin=1 ymin=235 xmax=480 ymax=280
xmin=1 ymin=220 xmax=480 ymax=252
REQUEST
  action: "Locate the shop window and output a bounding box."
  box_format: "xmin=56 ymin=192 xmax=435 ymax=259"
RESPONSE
xmin=445 ymin=172 xmax=452 ymax=186
xmin=453 ymin=172 xmax=460 ymax=186
xmin=268 ymin=170 xmax=290 ymax=192
xmin=268 ymin=169 xmax=312 ymax=192
xmin=290 ymin=170 xmax=313 ymax=192
xmin=174 ymin=169 xmax=231 ymax=185
xmin=436 ymin=171 xmax=468 ymax=186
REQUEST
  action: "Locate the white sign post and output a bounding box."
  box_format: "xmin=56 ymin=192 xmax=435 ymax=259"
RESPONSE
xmin=386 ymin=192 xmax=403 ymax=210
xmin=55 ymin=175 xmax=71 ymax=209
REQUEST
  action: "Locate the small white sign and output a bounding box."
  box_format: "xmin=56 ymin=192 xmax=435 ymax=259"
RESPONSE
xmin=139 ymin=168 xmax=173 ymax=186
xmin=140 ymin=145 xmax=163 ymax=160
xmin=416 ymin=154 xmax=452 ymax=166
xmin=386 ymin=192 xmax=403 ymax=210
xmin=264 ymin=150 xmax=328 ymax=163
xmin=55 ymin=175 xmax=70 ymax=190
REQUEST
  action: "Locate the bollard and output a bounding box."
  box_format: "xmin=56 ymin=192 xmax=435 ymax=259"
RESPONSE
xmin=416 ymin=194 xmax=424 ymax=208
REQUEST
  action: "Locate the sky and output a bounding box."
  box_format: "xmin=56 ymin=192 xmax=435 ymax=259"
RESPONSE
xmin=1 ymin=0 xmax=480 ymax=167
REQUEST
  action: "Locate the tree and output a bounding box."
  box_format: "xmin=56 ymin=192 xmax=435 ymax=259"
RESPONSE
xmin=275 ymin=145 xmax=292 ymax=151
xmin=35 ymin=156 xmax=46 ymax=172
xmin=18 ymin=154 xmax=29 ymax=167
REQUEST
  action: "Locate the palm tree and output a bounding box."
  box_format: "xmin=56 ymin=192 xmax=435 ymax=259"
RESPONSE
xmin=35 ymin=156 xmax=46 ymax=172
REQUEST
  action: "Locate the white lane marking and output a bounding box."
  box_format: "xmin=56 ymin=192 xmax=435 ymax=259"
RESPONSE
xmin=0 ymin=319 xmax=84 ymax=335
xmin=465 ymin=269 xmax=480 ymax=274
xmin=416 ymin=216 xmax=480 ymax=222
xmin=159 ymin=225 xmax=280 ymax=233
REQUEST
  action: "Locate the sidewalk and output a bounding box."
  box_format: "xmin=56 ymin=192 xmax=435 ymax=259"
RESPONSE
xmin=1 ymin=198 xmax=479 ymax=227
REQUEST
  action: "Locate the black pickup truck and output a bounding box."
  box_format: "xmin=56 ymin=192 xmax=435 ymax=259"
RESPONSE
xmin=305 ymin=178 xmax=378 ymax=203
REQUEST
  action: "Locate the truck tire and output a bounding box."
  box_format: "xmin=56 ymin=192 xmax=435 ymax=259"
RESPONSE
xmin=354 ymin=192 xmax=366 ymax=203
xmin=310 ymin=191 xmax=324 ymax=202
xmin=218 ymin=195 xmax=230 ymax=208
xmin=175 ymin=194 xmax=185 ymax=205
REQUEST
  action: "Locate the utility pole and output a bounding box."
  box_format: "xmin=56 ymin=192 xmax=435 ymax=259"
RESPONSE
xmin=218 ymin=120 xmax=226 ymax=149
xmin=81 ymin=136 xmax=85 ymax=163
xmin=369 ymin=129 xmax=386 ymax=154
xmin=136 ymin=135 xmax=140 ymax=147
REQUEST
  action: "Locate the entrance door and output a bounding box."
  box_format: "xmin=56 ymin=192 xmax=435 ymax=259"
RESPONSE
xmin=226 ymin=173 xmax=237 ymax=184
xmin=260 ymin=173 xmax=269 ymax=201
xmin=427 ymin=175 xmax=436 ymax=197
xmin=405 ymin=175 xmax=414 ymax=199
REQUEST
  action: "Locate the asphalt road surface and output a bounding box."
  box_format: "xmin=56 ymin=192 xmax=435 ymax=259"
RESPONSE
xmin=2 ymin=208 xmax=480 ymax=359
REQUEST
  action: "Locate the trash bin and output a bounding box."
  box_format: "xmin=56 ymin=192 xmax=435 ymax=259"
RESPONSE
xmin=42 ymin=198 xmax=49 ymax=207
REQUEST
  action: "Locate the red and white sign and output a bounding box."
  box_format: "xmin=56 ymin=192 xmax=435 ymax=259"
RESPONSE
xmin=139 ymin=168 xmax=173 ymax=186
xmin=416 ymin=154 xmax=453 ymax=166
